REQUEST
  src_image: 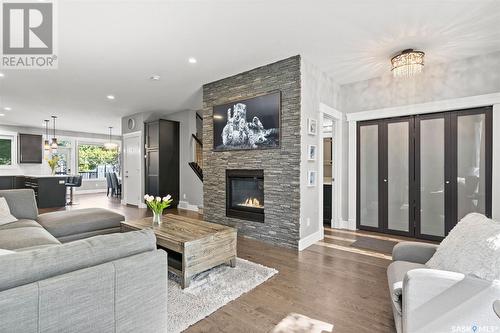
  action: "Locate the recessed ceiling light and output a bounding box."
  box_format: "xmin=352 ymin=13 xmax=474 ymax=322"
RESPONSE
xmin=3 ymin=107 xmax=11 ymax=111
xmin=188 ymin=57 xmax=197 ymax=64
xmin=150 ymin=75 xmax=161 ymax=81
xmin=0 ymin=73 xmax=4 ymax=78
xmin=0 ymin=114 xmax=4 ymax=117
xmin=106 ymin=95 xmax=115 ymax=100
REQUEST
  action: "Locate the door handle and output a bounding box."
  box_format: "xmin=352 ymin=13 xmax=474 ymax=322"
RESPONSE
xmin=383 ymin=179 xmax=388 ymax=183
xmin=445 ymin=180 xmax=450 ymax=184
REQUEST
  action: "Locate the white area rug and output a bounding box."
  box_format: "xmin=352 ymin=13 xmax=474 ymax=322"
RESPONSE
xmin=167 ymin=258 xmax=278 ymax=333
xmin=272 ymin=313 xmax=334 ymax=333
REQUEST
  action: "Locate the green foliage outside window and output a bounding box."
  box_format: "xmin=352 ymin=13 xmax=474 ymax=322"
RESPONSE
xmin=0 ymin=139 xmax=12 ymax=166
xmin=78 ymin=144 xmax=119 ymax=172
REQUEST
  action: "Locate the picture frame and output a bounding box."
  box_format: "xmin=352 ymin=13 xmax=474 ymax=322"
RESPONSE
xmin=307 ymin=145 xmax=317 ymax=161
xmin=212 ymin=91 xmax=281 ymax=151
xmin=307 ymin=118 xmax=318 ymax=136
xmin=307 ymin=170 xmax=317 ymax=187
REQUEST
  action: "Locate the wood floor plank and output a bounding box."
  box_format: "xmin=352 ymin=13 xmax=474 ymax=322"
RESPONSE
xmin=43 ymin=194 xmax=405 ymax=333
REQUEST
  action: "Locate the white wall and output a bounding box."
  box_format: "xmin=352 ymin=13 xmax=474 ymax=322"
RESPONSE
xmin=341 ymin=51 xmax=500 ymax=113
xmin=121 ymin=110 xmax=203 ymax=209
xmin=299 ymin=58 xmax=341 ymax=245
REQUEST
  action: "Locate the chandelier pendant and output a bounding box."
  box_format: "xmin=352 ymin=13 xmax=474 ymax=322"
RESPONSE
xmin=391 ymin=49 xmax=425 ymax=79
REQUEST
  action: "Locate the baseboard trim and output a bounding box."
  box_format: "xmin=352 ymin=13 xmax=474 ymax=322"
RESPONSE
xmin=178 ymin=200 xmax=200 ymax=212
xmin=298 ymin=228 xmax=324 ymax=251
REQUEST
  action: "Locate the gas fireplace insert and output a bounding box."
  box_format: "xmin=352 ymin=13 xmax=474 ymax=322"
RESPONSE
xmin=226 ymin=169 xmax=264 ymax=222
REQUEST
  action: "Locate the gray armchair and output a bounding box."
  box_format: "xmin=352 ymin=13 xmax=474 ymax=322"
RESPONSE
xmin=388 ymin=242 xmax=500 ymax=333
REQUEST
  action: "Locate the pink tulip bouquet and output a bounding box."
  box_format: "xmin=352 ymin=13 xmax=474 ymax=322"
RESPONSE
xmin=144 ymin=194 xmax=173 ymax=225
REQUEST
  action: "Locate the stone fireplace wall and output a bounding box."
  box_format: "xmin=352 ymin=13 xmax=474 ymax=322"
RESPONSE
xmin=202 ymin=56 xmax=301 ymax=249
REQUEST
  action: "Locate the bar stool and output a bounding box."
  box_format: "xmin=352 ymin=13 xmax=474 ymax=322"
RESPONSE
xmin=65 ymin=175 xmax=82 ymax=205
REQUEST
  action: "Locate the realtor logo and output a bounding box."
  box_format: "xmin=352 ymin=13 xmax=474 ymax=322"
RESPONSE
xmin=1 ymin=1 xmax=58 ymax=69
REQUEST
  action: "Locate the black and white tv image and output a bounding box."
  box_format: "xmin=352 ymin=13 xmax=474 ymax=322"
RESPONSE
xmin=212 ymin=91 xmax=281 ymax=151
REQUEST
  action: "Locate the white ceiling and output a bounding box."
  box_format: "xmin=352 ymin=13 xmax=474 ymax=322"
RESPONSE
xmin=1 ymin=0 xmax=499 ymax=134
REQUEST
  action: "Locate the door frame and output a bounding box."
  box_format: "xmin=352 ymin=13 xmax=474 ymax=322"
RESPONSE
xmin=319 ymin=103 xmax=344 ymax=229
xmin=122 ymin=131 xmax=143 ymax=207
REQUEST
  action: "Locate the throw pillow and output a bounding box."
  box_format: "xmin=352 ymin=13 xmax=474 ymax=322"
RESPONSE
xmin=0 ymin=197 xmax=18 ymax=225
xmin=426 ymin=213 xmax=500 ymax=281
xmin=0 ymin=248 xmax=15 ymax=256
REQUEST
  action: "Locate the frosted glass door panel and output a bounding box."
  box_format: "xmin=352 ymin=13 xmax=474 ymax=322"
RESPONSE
xmin=359 ymin=125 xmax=378 ymax=228
xmin=420 ymin=118 xmax=445 ymax=237
xmin=457 ymin=114 xmax=486 ymax=220
xmin=387 ymin=122 xmax=409 ymax=232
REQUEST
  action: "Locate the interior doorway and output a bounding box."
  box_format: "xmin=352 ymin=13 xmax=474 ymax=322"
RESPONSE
xmin=123 ymin=132 xmax=142 ymax=206
xmin=322 ymin=116 xmax=334 ymax=226
xmin=318 ymin=103 xmax=343 ymax=229
xmin=357 ymin=106 xmax=493 ymax=240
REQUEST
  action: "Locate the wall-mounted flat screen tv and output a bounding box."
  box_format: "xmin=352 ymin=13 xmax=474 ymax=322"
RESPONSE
xmin=212 ymin=91 xmax=281 ymax=151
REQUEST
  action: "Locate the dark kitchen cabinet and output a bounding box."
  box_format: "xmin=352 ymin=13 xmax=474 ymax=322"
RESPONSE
xmin=145 ymin=119 xmax=180 ymax=207
xmin=0 ymin=176 xmax=25 ymax=190
xmin=19 ymin=134 xmax=43 ymax=164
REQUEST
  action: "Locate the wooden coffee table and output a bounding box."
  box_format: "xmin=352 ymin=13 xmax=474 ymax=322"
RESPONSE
xmin=121 ymin=214 xmax=237 ymax=288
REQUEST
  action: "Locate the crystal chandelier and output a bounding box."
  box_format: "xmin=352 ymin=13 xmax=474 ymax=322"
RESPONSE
xmin=391 ymin=49 xmax=425 ymax=79
xmin=104 ymin=127 xmax=118 ymax=150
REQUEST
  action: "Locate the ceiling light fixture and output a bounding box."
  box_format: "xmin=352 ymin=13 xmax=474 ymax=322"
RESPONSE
xmin=51 ymin=115 xmax=58 ymax=150
xmin=3 ymin=107 xmax=12 ymax=111
xmin=391 ymin=49 xmax=425 ymax=79
xmin=0 ymin=73 xmax=4 ymax=78
xmin=104 ymin=127 xmax=118 ymax=150
xmin=106 ymin=95 xmax=115 ymax=100
xmin=188 ymin=57 xmax=197 ymax=64
xmin=150 ymin=75 xmax=161 ymax=81
xmin=43 ymin=120 xmax=50 ymax=151
xmin=0 ymin=114 xmax=4 ymax=117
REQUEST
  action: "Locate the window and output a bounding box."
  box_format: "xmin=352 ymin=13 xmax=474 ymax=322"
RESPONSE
xmin=78 ymin=144 xmax=120 ymax=179
xmin=51 ymin=139 xmax=73 ymax=174
xmin=0 ymin=135 xmax=14 ymax=167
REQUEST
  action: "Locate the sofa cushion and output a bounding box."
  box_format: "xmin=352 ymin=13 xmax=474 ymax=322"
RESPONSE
xmin=0 ymin=189 xmax=38 ymax=221
xmin=0 ymin=219 xmax=43 ymax=231
xmin=0 ymin=198 xmax=17 ymax=225
xmin=0 ymin=227 xmax=61 ymax=251
xmin=427 ymin=213 xmax=500 ymax=281
xmin=37 ymin=208 xmax=124 ymax=239
xmin=0 ymin=229 xmax=156 ymax=292
xmin=387 ymin=260 xmax=426 ymax=315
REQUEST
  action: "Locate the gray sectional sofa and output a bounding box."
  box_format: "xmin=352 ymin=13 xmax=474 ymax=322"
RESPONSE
xmin=0 ymin=189 xmax=168 ymax=333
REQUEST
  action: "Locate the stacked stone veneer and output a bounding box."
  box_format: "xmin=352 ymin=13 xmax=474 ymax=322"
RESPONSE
xmin=202 ymin=56 xmax=301 ymax=249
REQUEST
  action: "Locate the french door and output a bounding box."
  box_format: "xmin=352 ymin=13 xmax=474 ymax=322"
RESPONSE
xmin=357 ymin=107 xmax=492 ymax=240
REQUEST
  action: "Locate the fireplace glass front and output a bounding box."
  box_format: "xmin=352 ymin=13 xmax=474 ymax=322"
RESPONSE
xmin=226 ymin=170 xmax=264 ymax=222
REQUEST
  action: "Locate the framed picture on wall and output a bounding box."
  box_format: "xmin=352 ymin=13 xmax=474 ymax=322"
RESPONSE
xmin=307 ymin=118 xmax=318 ymax=135
xmin=307 ymin=170 xmax=317 ymax=187
xmin=212 ymin=91 xmax=281 ymax=151
xmin=307 ymin=145 xmax=317 ymax=161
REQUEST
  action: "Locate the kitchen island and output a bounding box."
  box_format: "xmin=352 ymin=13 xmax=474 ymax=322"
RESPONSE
xmin=0 ymin=175 xmax=67 ymax=208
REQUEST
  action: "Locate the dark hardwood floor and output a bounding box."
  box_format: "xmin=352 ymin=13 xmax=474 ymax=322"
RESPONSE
xmin=42 ymin=193 xmax=427 ymax=333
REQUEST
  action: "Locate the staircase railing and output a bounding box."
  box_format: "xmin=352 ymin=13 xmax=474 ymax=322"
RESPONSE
xmin=190 ymin=134 xmax=203 ymax=181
